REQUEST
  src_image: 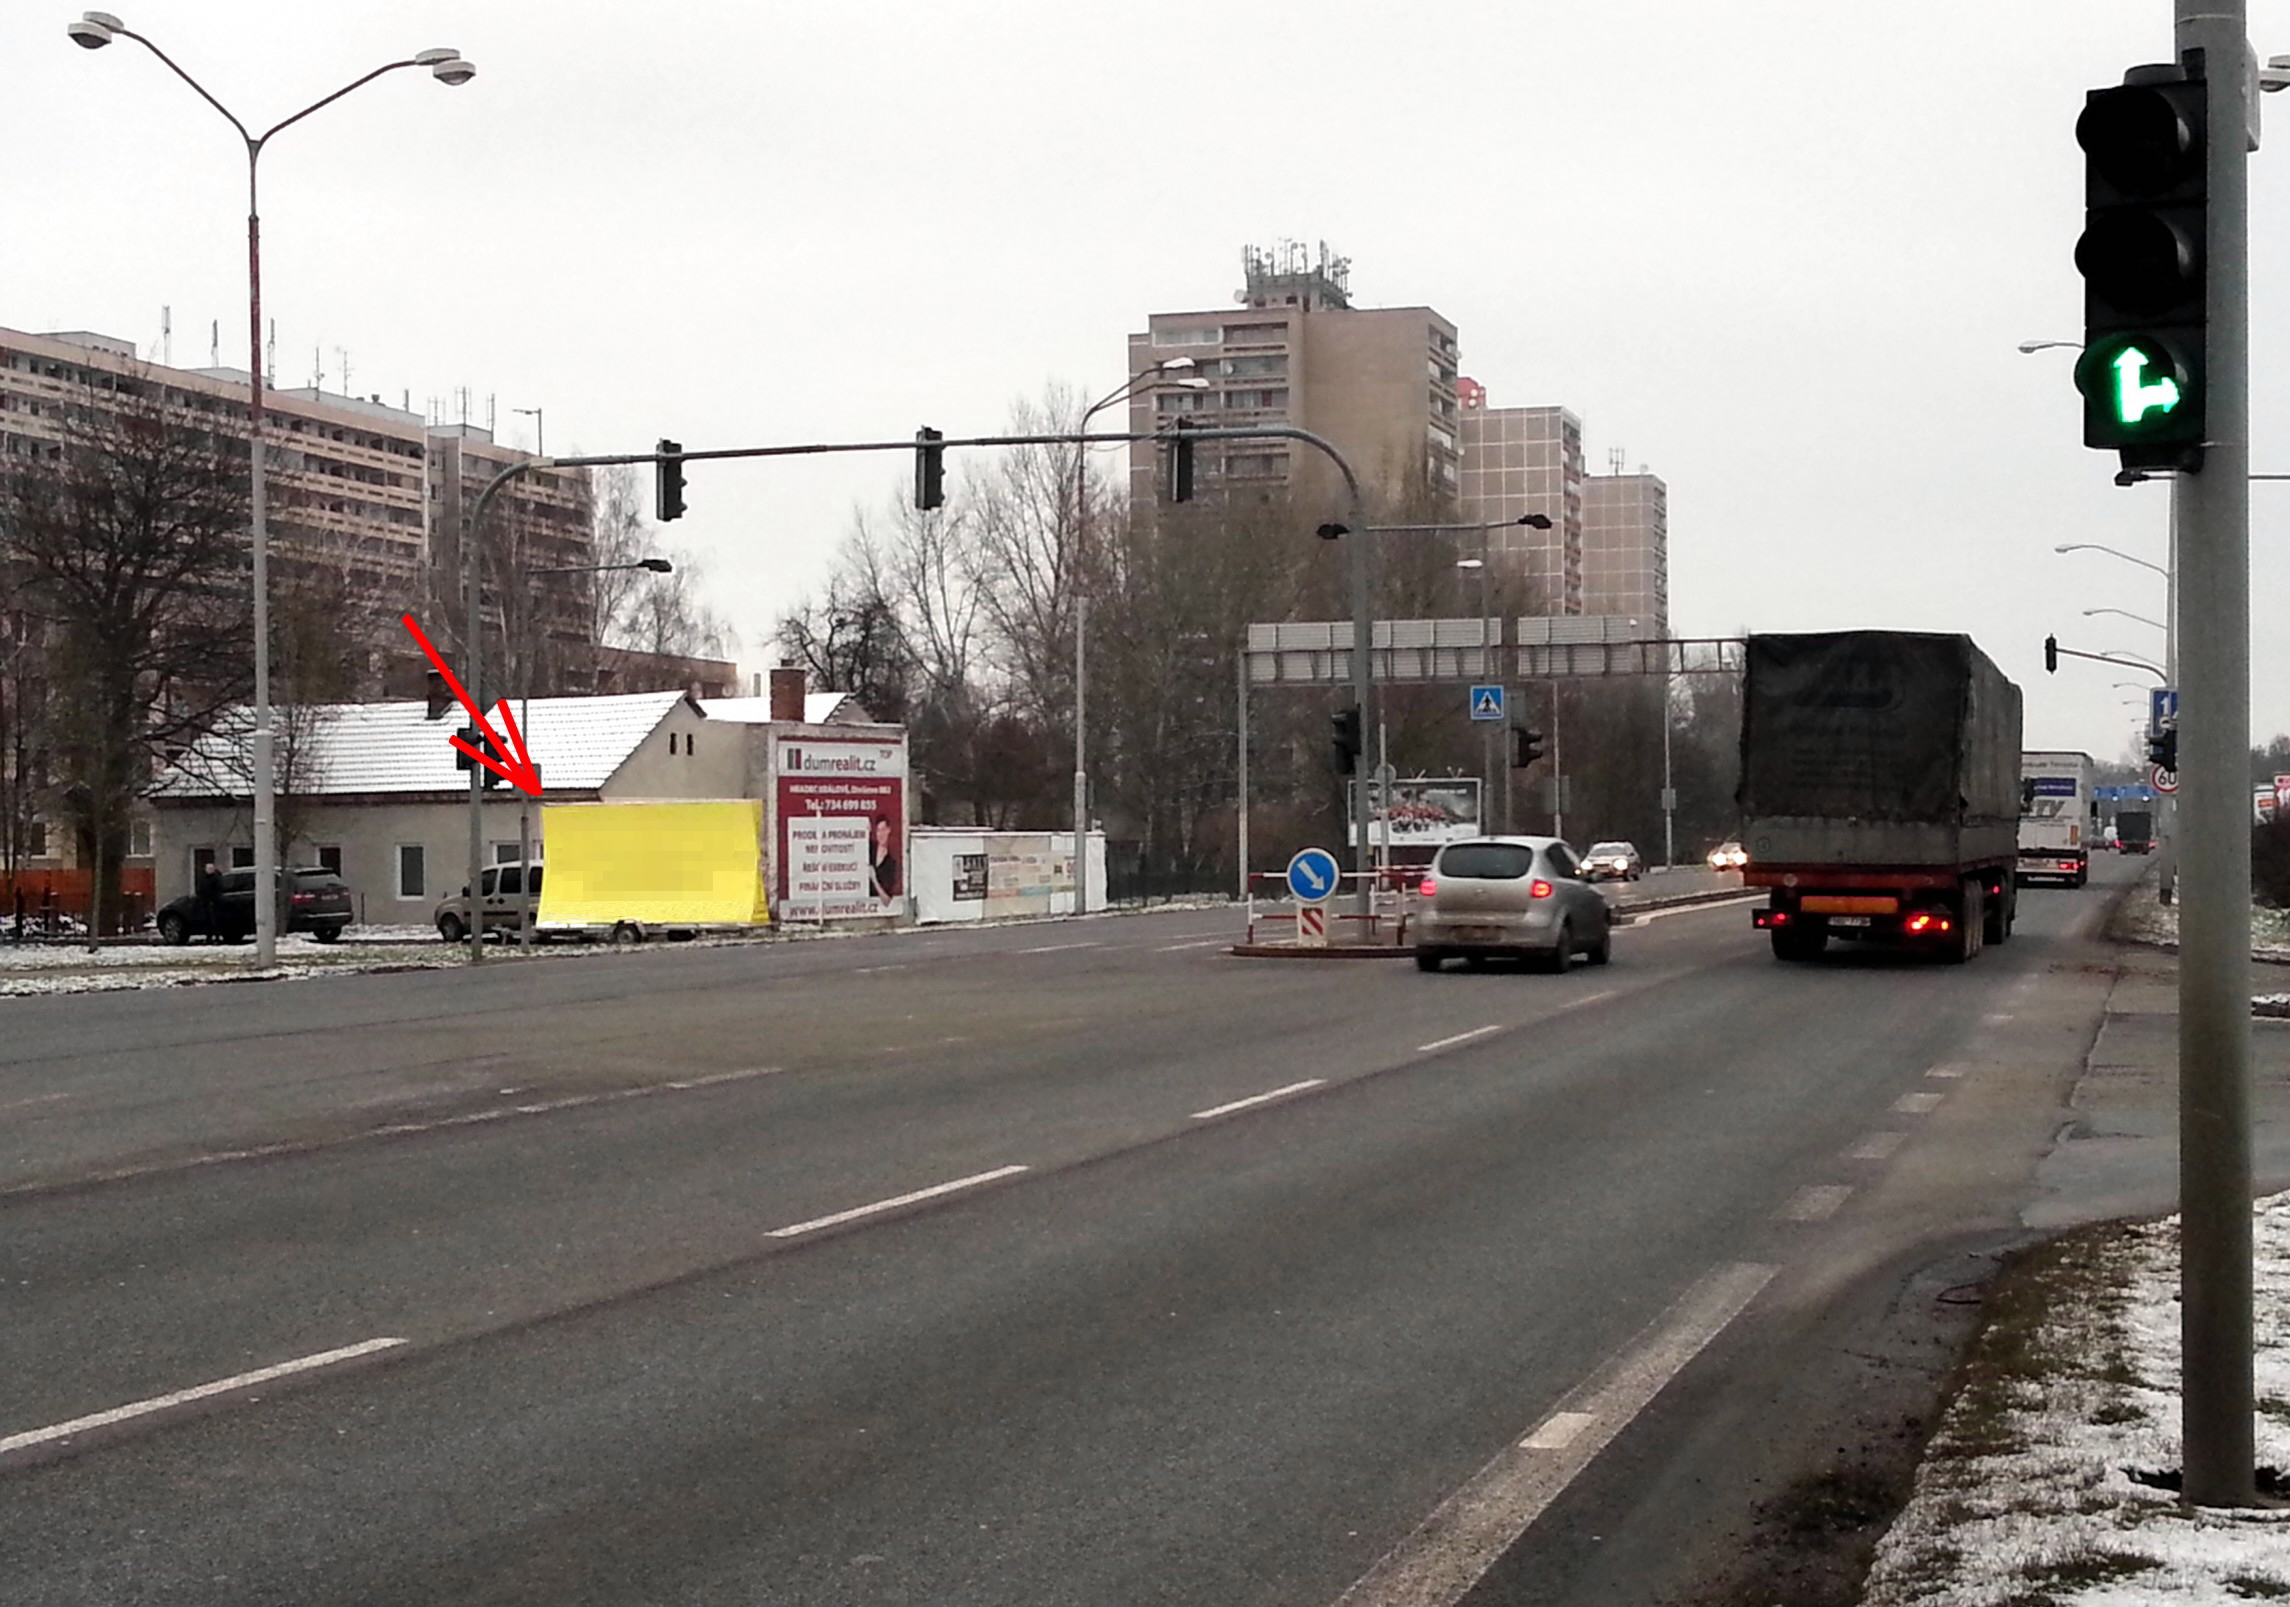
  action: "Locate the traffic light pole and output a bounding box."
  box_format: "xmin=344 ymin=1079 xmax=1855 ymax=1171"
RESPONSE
xmin=2173 ymin=0 xmax=2255 ymax=1508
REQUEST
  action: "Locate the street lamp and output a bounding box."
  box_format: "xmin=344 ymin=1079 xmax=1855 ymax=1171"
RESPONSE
xmin=2084 ymin=606 xmax=2165 ymax=633
xmin=70 ymin=12 xmax=475 ymax=963
xmin=1070 ymin=358 xmax=1207 ymax=919
xmin=512 ymin=406 xmax=544 ymax=457
xmin=509 ymin=557 xmax=672 ymax=949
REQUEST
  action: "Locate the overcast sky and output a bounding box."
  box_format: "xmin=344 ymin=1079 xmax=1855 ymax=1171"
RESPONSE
xmin=12 ymin=1 xmax=2290 ymax=763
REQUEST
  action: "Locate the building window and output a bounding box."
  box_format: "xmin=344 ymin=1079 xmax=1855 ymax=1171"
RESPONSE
xmin=1155 ymin=390 xmax=1209 ymax=413
xmin=1152 ymin=326 xmax=1222 ymax=348
xmin=1227 ymin=452 xmax=1289 ymax=480
xmin=1223 ymin=323 xmax=1286 ymax=345
xmin=230 ymin=845 xmax=257 ymax=869
xmin=1222 ymin=355 xmax=1287 ymax=378
xmin=314 ymin=844 xmax=343 ymax=875
xmin=493 ymin=842 xmax=522 ymax=864
xmin=129 ymin=819 xmax=153 ymax=857
xmin=24 ymin=820 xmax=46 ymax=857
xmin=397 ymin=844 xmax=426 ymax=899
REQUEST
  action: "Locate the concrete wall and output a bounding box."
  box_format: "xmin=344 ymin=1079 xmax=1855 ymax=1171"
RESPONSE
xmin=910 ymin=830 xmax=1107 ymax=924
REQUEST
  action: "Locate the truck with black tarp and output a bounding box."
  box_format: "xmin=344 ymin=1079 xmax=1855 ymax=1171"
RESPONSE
xmin=1739 ymin=630 xmax=2024 ymax=963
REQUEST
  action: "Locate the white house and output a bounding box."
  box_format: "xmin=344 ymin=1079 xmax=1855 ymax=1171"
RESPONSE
xmin=150 ymin=690 xmax=738 ymax=925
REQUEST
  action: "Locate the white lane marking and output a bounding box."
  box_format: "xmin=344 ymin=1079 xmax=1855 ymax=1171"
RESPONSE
xmin=0 ymin=1337 xmax=407 ymax=1457
xmin=1925 ymin=1064 xmax=1967 ymax=1079
xmin=1555 ymin=989 xmax=1617 ymax=1011
xmin=1627 ymin=894 xmax=1765 ymax=923
xmin=1190 ymin=1079 xmax=1325 ymax=1120
xmin=0 ymin=1066 xmax=785 ymax=1199
xmin=1982 ymin=1012 xmax=2012 ymax=1026
xmin=1332 ymin=1262 xmax=1775 ymax=1607
xmin=1849 ymin=1131 xmax=1907 ymax=1161
xmin=0 ymin=1090 xmax=72 ymax=1114
xmin=1016 ymin=941 xmax=1099 ymax=955
xmin=1518 ymin=1411 xmax=1595 ymax=1450
xmin=1893 ymin=1091 xmax=1944 ymax=1115
xmin=766 ymin=1165 xmax=1029 ymax=1238
xmin=1156 ymin=938 xmax=1231 ymax=952
xmin=853 ymin=964 xmax=908 ymax=974
xmin=1416 ymin=1024 xmax=1504 ymax=1054
xmin=1781 ymin=1184 xmax=1852 ymax=1222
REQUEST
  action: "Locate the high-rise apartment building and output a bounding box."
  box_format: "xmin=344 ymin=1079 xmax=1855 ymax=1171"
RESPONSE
xmin=1125 ymin=244 xmax=1462 ymax=517
xmin=0 ymin=325 xmax=595 ymax=678
xmin=1457 ymin=400 xmax=1585 ymax=616
xmin=1581 ymin=471 xmax=1668 ymax=636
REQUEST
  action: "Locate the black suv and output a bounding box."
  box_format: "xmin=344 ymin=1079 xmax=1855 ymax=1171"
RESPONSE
xmin=156 ymin=868 xmax=354 ymax=945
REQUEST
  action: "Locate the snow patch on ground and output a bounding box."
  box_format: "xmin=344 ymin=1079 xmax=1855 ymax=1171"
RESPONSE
xmin=1860 ymin=1193 xmax=2290 ymax=1604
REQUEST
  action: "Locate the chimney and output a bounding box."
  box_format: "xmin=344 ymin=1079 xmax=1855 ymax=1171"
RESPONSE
xmin=769 ymin=666 xmax=805 ymax=722
xmin=425 ymin=669 xmax=452 ymax=721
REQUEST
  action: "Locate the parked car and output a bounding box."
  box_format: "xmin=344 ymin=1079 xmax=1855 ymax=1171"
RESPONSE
xmin=155 ymin=867 xmax=353 ymax=945
xmin=1580 ymin=840 xmax=1645 ymax=882
xmin=1412 ymin=837 xmax=1612 ymax=973
xmin=1707 ymin=840 xmax=1749 ymax=871
xmin=435 ymin=861 xmax=544 ymax=943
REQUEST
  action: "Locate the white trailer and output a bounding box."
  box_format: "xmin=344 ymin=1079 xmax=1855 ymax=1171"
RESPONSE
xmin=2017 ymin=750 xmax=2097 ymax=887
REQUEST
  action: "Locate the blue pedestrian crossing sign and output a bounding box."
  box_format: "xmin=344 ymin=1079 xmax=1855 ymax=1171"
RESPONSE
xmin=1469 ymin=684 xmax=1505 ymax=722
xmin=1285 ymin=847 xmax=1341 ymax=905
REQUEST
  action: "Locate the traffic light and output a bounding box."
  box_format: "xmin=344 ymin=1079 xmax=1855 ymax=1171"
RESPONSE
xmin=1511 ymin=726 xmax=1546 ymax=768
xmin=454 ymin=724 xmax=505 ymax=788
xmin=2073 ymin=64 xmax=2208 ymax=469
xmin=655 ymin=439 xmax=686 ymax=522
xmin=1168 ymin=419 xmax=1197 ymax=503
xmin=2148 ymin=724 xmax=2178 ymax=771
xmin=2045 ymin=634 xmax=2059 ymax=673
xmin=914 ymin=426 xmax=945 ymax=511
xmin=1330 ymin=704 xmax=1362 ymax=773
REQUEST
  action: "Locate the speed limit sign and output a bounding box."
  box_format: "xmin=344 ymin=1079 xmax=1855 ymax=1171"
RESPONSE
xmin=2152 ymin=764 xmax=2179 ymax=795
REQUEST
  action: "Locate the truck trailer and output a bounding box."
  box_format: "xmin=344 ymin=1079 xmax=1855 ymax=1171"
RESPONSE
xmin=2016 ymin=749 xmax=2097 ymax=887
xmin=533 ymin=799 xmax=772 ymax=944
xmin=1739 ymin=630 xmax=2023 ymax=963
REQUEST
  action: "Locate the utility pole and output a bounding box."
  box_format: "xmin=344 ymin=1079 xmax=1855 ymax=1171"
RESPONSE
xmin=2173 ymin=0 xmax=2255 ymax=1506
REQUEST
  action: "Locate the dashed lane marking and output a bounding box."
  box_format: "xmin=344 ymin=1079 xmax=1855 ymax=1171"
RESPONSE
xmin=0 ymin=1337 xmax=407 ymax=1458
xmin=1892 ymin=1091 xmax=1944 ymax=1115
xmin=766 ymin=1165 xmax=1030 ymax=1239
xmin=1191 ymin=1080 xmax=1325 ymax=1120
xmin=1780 ymin=1184 xmax=1852 ymax=1222
xmin=1849 ymin=1131 xmax=1907 ymax=1161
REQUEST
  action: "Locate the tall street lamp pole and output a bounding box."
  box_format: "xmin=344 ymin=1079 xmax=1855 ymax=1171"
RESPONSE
xmin=510 ymin=557 xmax=671 ymax=948
xmin=1071 ymin=358 xmax=1205 ymax=918
xmin=69 ymin=12 xmax=474 ymax=964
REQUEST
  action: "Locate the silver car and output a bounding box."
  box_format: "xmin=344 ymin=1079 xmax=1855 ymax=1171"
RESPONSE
xmin=1412 ymin=836 xmax=1613 ymax=973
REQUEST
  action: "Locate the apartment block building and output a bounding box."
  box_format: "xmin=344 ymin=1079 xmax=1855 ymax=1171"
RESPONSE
xmin=1124 ymin=244 xmax=1462 ymax=518
xmin=1457 ymin=400 xmax=1586 ymax=616
xmin=0 ymin=326 xmax=596 ymax=674
xmin=1581 ymin=471 xmax=1668 ymax=637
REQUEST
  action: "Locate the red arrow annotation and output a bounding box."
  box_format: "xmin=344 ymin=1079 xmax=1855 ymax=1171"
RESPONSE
xmin=399 ymin=613 xmax=543 ymax=797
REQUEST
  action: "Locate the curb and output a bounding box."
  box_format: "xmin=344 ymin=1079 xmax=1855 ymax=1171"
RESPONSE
xmin=1228 ymin=942 xmax=1417 ymax=959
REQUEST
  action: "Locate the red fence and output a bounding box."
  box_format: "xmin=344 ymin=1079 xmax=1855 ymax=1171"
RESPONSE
xmin=0 ymin=868 xmax=157 ymax=937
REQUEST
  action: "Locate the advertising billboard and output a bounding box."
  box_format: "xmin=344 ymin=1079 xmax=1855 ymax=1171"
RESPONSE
xmin=775 ymin=734 xmax=906 ymax=920
xmin=1358 ymin=777 xmax=1483 ymax=849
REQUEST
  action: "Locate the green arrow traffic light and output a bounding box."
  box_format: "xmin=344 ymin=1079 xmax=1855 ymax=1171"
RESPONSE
xmin=2109 ymin=344 xmax=2180 ymax=425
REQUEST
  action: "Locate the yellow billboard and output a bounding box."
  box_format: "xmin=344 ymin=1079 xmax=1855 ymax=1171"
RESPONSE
xmin=535 ymin=801 xmax=769 ymax=929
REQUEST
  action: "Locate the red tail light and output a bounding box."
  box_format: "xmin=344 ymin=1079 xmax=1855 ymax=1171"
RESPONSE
xmin=1530 ymin=879 xmax=1554 ymax=899
xmin=1418 ymin=878 xmax=1437 ymax=897
xmin=290 ymin=892 xmax=314 ymax=906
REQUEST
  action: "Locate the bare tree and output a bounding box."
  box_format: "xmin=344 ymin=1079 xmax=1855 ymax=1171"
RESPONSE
xmin=0 ymin=373 xmax=253 ymax=932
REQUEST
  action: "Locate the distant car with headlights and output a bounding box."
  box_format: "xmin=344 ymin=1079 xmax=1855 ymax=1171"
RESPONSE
xmin=1707 ymin=840 xmax=1748 ymax=870
xmin=1580 ymin=841 xmax=1644 ymax=882
xmin=1412 ymin=837 xmax=1612 ymax=973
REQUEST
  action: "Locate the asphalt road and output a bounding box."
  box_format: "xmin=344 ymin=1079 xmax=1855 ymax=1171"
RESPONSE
xmin=0 ymin=863 xmax=2136 ymax=1605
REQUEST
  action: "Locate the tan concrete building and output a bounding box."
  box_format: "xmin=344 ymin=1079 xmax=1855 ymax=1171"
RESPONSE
xmin=0 ymin=325 xmax=596 ymax=677
xmin=1581 ymin=471 xmax=1668 ymax=637
xmin=1457 ymin=400 xmax=1586 ymax=616
xmin=1124 ymin=244 xmax=1462 ymax=517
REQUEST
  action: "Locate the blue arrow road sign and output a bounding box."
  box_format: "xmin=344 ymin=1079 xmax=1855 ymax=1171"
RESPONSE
xmin=1286 ymin=847 xmax=1341 ymax=904
xmin=1469 ymin=684 xmax=1505 ymax=722
xmin=2150 ymin=687 xmax=2178 ymax=739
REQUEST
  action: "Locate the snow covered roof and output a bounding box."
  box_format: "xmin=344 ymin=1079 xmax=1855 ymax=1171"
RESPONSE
xmin=154 ymin=690 xmax=692 ymax=800
xmin=699 ymin=692 xmax=869 ymax=725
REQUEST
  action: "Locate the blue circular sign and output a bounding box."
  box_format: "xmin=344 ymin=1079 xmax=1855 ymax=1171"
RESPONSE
xmin=1285 ymin=847 xmax=1342 ymax=904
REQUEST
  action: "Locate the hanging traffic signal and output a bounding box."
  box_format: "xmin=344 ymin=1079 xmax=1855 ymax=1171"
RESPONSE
xmin=914 ymin=426 xmax=945 ymax=511
xmin=1168 ymin=419 xmax=1198 ymax=502
xmin=1511 ymin=726 xmax=1546 ymax=768
xmin=2073 ymin=64 xmax=2208 ymax=469
xmin=655 ymin=439 xmax=687 ymax=522
xmin=2045 ymin=634 xmax=2059 ymax=673
xmin=454 ymin=725 xmax=505 ymax=788
xmin=1330 ymin=704 xmax=1362 ymax=773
